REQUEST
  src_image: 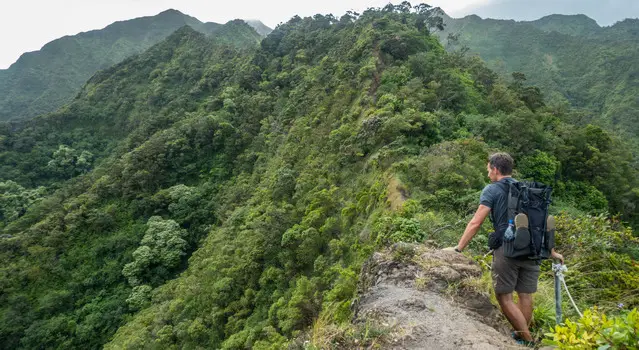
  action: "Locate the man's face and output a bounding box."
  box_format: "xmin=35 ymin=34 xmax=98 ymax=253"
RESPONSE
xmin=487 ymin=163 xmax=499 ymax=182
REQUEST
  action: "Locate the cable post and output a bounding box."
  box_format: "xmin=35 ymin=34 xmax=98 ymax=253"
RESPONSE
xmin=552 ymin=263 xmax=583 ymax=319
xmin=553 ymin=262 xmax=562 ymax=324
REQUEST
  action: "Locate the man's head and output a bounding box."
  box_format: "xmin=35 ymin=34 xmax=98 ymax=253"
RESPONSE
xmin=487 ymin=152 xmax=513 ymax=182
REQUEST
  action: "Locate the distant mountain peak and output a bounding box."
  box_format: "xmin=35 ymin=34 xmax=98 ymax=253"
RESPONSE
xmin=538 ymin=13 xmax=596 ymax=21
xmin=153 ymin=8 xmax=203 ymax=25
xmin=534 ymin=14 xmax=599 ymax=27
xmin=531 ymin=13 xmax=601 ymax=35
xmin=0 ymin=9 xmax=255 ymax=122
xmin=461 ymin=14 xmax=483 ymax=21
xmin=445 ymin=12 xmax=602 ymax=36
xmin=244 ymin=19 xmax=273 ymax=37
xmin=612 ymin=17 xmax=639 ymax=28
xmin=158 ymin=8 xmax=185 ymax=16
xmin=608 ymin=18 xmax=639 ymax=36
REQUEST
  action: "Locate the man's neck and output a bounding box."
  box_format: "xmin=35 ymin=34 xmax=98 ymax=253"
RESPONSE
xmin=495 ymin=175 xmax=512 ymax=182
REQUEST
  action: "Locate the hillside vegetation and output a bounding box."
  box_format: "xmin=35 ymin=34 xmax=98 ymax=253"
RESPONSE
xmin=441 ymin=13 xmax=639 ymax=140
xmin=1 ymin=3 xmax=638 ymax=349
xmin=0 ymin=9 xmax=264 ymax=122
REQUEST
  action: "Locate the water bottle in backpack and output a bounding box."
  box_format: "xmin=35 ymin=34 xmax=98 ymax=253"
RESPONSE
xmin=504 ymin=219 xmax=515 ymax=242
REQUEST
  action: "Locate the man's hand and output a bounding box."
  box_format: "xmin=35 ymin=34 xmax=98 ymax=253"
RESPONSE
xmin=443 ymin=246 xmax=461 ymax=253
xmin=551 ymin=249 xmax=564 ymax=264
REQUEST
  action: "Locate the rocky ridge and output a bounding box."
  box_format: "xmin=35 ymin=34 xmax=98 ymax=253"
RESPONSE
xmin=353 ymin=244 xmax=524 ymax=349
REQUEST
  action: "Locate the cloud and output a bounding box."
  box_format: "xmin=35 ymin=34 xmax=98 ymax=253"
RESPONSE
xmin=437 ymin=0 xmax=493 ymax=15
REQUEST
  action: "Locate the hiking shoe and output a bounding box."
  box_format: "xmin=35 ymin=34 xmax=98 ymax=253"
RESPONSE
xmin=514 ymin=213 xmax=529 ymax=229
xmin=511 ymin=331 xmax=536 ymax=348
xmin=513 ymin=213 xmax=530 ymax=250
xmin=515 ymin=338 xmax=537 ymax=348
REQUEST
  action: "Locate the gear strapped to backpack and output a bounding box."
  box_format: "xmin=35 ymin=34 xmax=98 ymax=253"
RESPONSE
xmin=491 ymin=181 xmax=554 ymax=260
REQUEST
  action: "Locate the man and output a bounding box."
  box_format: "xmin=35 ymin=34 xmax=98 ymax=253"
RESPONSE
xmin=446 ymin=152 xmax=563 ymax=344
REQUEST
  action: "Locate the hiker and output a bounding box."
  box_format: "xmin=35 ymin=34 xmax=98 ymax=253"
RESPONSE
xmin=445 ymin=152 xmax=564 ymax=345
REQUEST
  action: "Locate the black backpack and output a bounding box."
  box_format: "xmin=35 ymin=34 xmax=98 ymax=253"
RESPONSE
xmin=494 ymin=181 xmax=554 ymax=260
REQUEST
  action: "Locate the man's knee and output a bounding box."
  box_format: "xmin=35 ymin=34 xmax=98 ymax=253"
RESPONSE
xmin=496 ymin=292 xmax=513 ymax=306
xmin=517 ymin=292 xmax=533 ymax=304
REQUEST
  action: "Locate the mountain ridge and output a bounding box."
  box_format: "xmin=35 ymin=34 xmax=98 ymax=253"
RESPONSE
xmin=1 ymin=9 xmax=214 ymax=72
xmin=530 ymin=14 xmax=601 ymax=36
xmin=458 ymin=0 xmax=639 ymax=27
xmin=0 ymin=9 xmax=265 ymax=122
xmin=439 ymin=11 xmax=639 ymax=138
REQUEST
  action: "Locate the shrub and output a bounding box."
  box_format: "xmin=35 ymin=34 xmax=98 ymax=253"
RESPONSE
xmin=544 ymin=308 xmax=639 ymax=349
xmin=372 ymin=215 xmax=426 ymax=245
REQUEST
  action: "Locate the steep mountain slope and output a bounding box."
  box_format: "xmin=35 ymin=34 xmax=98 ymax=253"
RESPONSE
xmin=440 ymin=14 xmax=639 ymax=138
xmin=0 ymin=23 xmax=260 ymax=349
xmin=1 ymin=4 xmax=638 ymax=350
xmin=0 ymin=9 xmax=261 ymax=122
xmin=0 ymin=20 xmax=261 ymax=189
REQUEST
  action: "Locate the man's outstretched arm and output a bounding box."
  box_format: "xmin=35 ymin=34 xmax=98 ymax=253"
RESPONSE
xmin=452 ymin=204 xmax=491 ymax=252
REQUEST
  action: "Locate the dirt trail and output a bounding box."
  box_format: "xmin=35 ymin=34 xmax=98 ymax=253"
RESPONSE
xmin=354 ymin=244 xmax=525 ymax=349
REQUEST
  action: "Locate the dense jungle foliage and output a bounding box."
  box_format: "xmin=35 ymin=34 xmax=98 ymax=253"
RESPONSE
xmin=441 ymin=13 xmax=639 ymax=142
xmin=1 ymin=3 xmax=638 ymax=349
xmin=0 ymin=9 xmax=264 ymax=122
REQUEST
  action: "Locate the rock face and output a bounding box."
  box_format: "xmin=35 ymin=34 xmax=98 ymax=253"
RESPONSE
xmin=354 ymin=244 xmax=523 ymax=349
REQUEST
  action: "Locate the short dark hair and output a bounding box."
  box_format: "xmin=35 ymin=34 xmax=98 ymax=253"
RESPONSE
xmin=488 ymin=152 xmax=513 ymax=175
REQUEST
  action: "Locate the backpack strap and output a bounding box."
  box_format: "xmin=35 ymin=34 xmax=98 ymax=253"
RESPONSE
xmin=497 ymin=179 xmax=519 ymax=221
xmin=526 ymin=184 xmax=553 ymax=259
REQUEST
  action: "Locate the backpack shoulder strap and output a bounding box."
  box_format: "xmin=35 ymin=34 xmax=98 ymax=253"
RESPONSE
xmin=497 ymin=179 xmax=519 ymax=220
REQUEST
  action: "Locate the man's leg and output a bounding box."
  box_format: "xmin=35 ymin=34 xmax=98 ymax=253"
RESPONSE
xmin=517 ymin=292 xmax=534 ymax=326
xmin=492 ymin=247 xmax=535 ymax=342
xmin=513 ymin=260 xmax=541 ymax=341
xmin=496 ymin=293 xmax=534 ymax=342
xmin=511 ymin=213 xmax=537 ymax=331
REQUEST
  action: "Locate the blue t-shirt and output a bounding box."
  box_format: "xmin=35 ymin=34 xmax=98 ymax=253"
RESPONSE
xmin=480 ymin=177 xmax=517 ymax=233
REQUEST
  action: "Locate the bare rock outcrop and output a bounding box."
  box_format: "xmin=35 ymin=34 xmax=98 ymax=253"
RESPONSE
xmin=354 ymin=243 xmax=524 ymax=349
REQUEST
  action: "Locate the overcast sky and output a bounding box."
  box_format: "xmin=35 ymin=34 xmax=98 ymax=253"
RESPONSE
xmin=0 ymin=0 xmax=638 ymax=69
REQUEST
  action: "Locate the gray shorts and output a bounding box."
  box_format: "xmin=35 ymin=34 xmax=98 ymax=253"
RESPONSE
xmin=491 ymin=246 xmax=540 ymax=294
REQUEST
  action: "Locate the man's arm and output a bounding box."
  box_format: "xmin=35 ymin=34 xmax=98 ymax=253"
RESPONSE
xmin=456 ymin=204 xmax=491 ymax=251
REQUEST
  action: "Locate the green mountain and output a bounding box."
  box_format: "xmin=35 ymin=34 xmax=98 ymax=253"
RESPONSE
xmin=440 ymin=13 xmax=639 ymax=139
xmin=0 ymin=9 xmax=263 ymax=122
xmin=1 ymin=4 xmax=638 ymax=349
